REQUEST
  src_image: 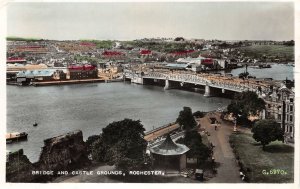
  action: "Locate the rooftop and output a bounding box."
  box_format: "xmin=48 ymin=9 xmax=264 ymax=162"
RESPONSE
xmin=150 ymin=134 xmax=189 ymax=156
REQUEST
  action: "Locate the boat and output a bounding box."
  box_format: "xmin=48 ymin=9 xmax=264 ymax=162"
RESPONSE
xmin=6 ymin=132 xmax=28 ymax=143
xmin=33 ymin=122 xmax=38 ymax=127
xmin=258 ymin=64 xmax=271 ymax=68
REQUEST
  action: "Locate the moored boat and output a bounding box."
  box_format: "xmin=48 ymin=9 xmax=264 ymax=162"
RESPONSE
xmin=6 ymin=132 xmax=28 ymax=143
xmin=258 ymin=64 xmax=271 ymax=68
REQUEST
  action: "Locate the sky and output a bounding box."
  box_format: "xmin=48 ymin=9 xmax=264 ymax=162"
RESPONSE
xmin=7 ymin=2 xmax=294 ymax=41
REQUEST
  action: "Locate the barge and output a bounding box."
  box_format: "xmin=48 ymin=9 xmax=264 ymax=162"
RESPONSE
xmin=6 ymin=132 xmax=28 ymax=144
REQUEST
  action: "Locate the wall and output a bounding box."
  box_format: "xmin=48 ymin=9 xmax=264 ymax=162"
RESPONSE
xmin=6 ymin=149 xmax=36 ymax=182
xmin=6 ymin=130 xmax=90 ymax=182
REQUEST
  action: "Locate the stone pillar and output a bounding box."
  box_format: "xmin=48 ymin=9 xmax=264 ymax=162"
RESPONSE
xmin=164 ymin=79 xmax=170 ymax=90
xmin=204 ymin=85 xmax=211 ymax=97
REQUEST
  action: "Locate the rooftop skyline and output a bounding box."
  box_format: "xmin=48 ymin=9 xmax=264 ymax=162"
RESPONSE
xmin=7 ymin=2 xmax=294 ymax=41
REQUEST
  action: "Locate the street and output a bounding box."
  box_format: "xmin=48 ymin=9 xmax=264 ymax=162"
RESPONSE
xmin=198 ymin=112 xmax=245 ymax=183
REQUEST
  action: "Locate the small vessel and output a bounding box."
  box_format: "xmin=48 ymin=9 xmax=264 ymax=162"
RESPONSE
xmin=6 ymin=132 xmax=28 ymax=143
xmin=258 ymin=64 xmax=271 ymax=68
xmin=33 ymin=122 xmax=38 ymax=127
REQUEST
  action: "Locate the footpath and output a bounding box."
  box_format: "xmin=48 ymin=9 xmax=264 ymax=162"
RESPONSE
xmin=199 ymin=112 xmax=245 ymax=183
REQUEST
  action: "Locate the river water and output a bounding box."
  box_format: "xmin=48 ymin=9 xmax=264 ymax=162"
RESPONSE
xmin=217 ymin=63 xmax=294 ymax=80
xmin=7 ymin=82 xmax=231 ymax=162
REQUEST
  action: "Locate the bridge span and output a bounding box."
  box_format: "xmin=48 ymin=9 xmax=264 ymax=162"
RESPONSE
xmin=124 ymin=71 xmax=273 ymax=97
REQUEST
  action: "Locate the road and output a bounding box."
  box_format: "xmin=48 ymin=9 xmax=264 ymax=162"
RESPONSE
xmin=199 ymin=112 xmax=244 ymax=183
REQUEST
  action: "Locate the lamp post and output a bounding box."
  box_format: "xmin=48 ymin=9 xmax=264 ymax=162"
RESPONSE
xmin=233 ymin=116 xmax=237 ymax=132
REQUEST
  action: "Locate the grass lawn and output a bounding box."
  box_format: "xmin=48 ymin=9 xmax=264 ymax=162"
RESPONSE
xmin=238 ymin=45 xmax=294 ymax=59
xmin=229 ymin=133 xmax=294 ymax=183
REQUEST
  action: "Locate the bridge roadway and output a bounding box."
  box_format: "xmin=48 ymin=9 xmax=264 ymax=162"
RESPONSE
xmin=125 ymin=70 xmax=274 ymax=96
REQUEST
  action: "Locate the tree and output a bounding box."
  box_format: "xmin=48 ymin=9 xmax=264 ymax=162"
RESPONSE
xmin=90 ymin=59 xmax=99 ymax=67
xmin=251 ymin=119 xmax=284 ymax=150
xmin=176 ymin=107 xmax=197 ymax=130
xmin=177 ymin=130 xmax=211 ymax=164
xmin=91 ymin=136 xmax=106 ymax=162
xmin=227 ymin=91 xmax=266 ymax=125
xmin=192 ymin=111 xmax=205 ymax=118
xmin=283 ymin=40 xmax=294 ymax=46
xmin=86 ymin=135 xmax=100 ymax=153
xmin=174 ymin=37 xmax=185 ymax=41
xmin=91 ymin=119 xmax=147 ymax=171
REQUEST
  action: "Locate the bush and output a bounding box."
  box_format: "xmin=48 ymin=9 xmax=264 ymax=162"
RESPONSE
xmin=193 ymin=111 xmax=205 ymax=118
xmin=86 ymin=135 xmax=100 ymax=152
xmin=251 ymin=119 xmax=284 ymax=150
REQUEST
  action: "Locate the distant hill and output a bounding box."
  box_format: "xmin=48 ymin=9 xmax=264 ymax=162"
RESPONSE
xmin=237 ymin=45 xmax=294 ymax=60
xmin=6 ymin=36 xmax=44 ymax=41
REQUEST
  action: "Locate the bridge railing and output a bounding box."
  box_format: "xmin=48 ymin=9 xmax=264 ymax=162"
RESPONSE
xmin=128 ymin=71 xmax=271 ymax=93
xmin=144 ymin=72 xmax=259 ymax=92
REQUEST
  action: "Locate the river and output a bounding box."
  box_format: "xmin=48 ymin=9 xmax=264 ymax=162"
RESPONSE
xmin=217 ymin=63 xmax=294 ymax=80
xmin=7 ymin=82 xmax=231 ymax=162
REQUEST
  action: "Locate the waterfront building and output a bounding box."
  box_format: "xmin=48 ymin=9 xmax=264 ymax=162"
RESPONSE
xmin=67 ymin=65 xmax=98 ymax=80
xmin=6 ymin=57 xmax=27 ymax=64
xmin=150 ymin=134 xmax=189 ymax=171
xmin=15 ymin=69 xmax=67 ymax=84
xmin=165 ymin=63 xmax=189 ymax=70
xmin=175 ymin=56 xmax=228 ymax=71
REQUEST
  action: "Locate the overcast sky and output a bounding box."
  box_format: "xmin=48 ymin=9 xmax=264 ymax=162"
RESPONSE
xmin=7 ymin=2 xmax=294 ymax=41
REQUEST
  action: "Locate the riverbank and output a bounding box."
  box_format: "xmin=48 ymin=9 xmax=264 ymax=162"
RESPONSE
xmin=7 ymin=78 xmax=126 ymax=87
xmin=32 ymin=78 xmax=106 ymax=86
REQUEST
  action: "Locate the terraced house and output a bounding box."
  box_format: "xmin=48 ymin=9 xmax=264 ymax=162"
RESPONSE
xmin=264 ymin=85 xmax=295 ymax=144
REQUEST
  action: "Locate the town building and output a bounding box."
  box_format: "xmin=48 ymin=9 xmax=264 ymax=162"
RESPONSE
xmin=264 ymin=85 xmax=295 ymax=144
xmin=16 ymin=69 xmax=67 ymax=85
xmin=67 ymin=65 xmax=98 ymax=80
xmin=7 ymin=57 xmax=27 ymax=64
xmin=174 ymin=56 xmax=229 ymax=72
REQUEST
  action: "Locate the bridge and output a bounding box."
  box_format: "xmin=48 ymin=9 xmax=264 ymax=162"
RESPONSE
xmin=124 ymin=70 xmax=273 ymax=97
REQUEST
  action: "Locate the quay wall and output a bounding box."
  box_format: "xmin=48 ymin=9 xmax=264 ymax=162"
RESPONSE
xmin=32 ymin=79 xmax=105 ymax=86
